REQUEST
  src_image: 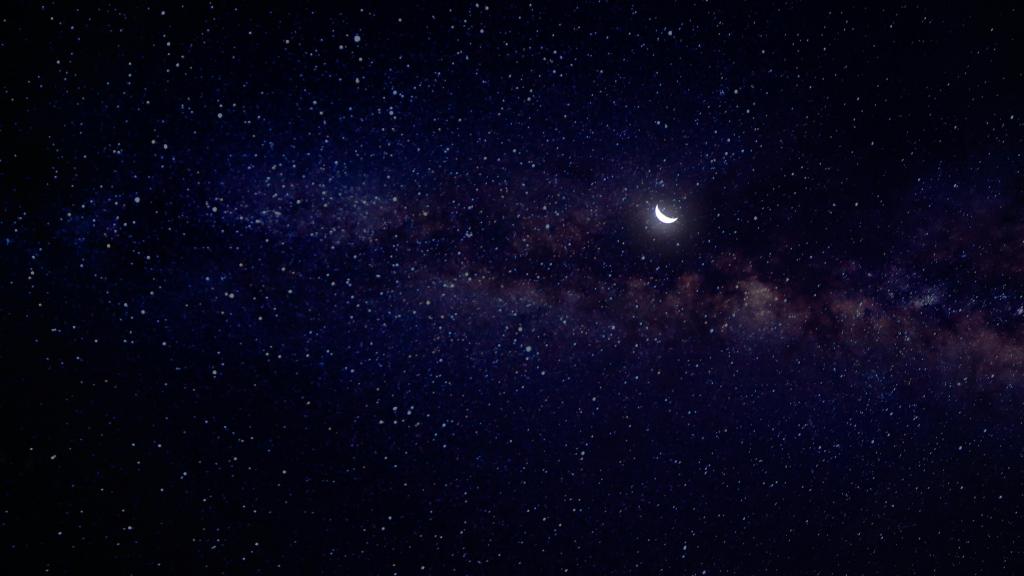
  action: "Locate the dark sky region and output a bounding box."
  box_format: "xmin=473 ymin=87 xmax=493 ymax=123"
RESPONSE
xmin=4 ymin=2 xmax=1024 ymax=574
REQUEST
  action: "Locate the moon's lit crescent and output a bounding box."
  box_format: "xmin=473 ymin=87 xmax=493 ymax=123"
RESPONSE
xmin=655 ymin=205 xmax=678 ymax=224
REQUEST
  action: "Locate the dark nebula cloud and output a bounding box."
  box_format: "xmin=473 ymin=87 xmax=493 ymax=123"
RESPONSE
xmin=5 ymin=2 xmax=1024 ymax=574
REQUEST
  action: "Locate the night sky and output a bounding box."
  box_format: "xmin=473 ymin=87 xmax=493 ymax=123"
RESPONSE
xmin=5 ymin=2 xmax=1024 ymax=574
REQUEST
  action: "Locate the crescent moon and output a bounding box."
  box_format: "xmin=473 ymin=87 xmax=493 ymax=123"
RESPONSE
xmin=654 ymin=205 xmax=678 ymax=224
